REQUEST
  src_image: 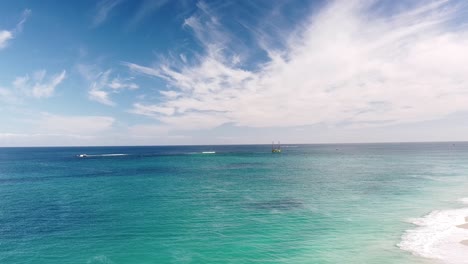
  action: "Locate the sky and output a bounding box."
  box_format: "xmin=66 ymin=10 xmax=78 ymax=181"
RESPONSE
xmin=1 ymin=0 xmax=468 ymax=146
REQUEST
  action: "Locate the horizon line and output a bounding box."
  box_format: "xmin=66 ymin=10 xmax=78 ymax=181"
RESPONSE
xmin=0 ymin=140 xmax=466 ymax=148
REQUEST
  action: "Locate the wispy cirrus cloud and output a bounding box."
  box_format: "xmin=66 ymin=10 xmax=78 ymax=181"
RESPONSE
xmin=93 ymin=0 xmax=170 ymax=29
xmin=125 ymin=0 xmax=468 ymax=131
xmin=77 ymin=64 xmax=138 ymax=106
xmin=0 ymin=9 xmax=31 ymax=49
xmin=16 ymin=9 xmax=32 ymax=33
xmin=88 ymin=88 xmax=115 ymax=106
xmin=126 ymin=0 xmax=169 ymax=29
xmin=92 ymin=0 xmax=124 ymax=27
xmin=13 ymin=69 xmax=66 ymax=98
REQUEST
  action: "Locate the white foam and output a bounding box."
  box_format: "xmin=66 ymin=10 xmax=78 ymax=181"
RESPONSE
xmin=458 ymin=198 xmax=468 ymax=205
xmin=398 ymin=199 xmax=468 ymax=264
xmin=84 ymin=153 xmax=128 ymax=157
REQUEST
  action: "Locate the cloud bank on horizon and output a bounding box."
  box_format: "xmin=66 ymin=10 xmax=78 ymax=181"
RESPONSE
xmin=1 ymin=0 xmax=468 ymax=146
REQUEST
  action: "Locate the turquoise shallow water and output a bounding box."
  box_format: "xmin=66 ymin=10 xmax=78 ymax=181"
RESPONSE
xmin=1 ymin=143 xmax=468 ymax=263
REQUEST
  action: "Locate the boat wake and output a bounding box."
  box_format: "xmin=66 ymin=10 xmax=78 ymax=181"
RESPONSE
xmin=398 ymin=198 xmax=468 ymax=264
xmin=77 ymin=153 xmax=128 ymax=158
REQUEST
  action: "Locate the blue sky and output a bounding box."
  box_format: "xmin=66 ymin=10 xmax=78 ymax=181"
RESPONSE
xmin=1 ymin=0 xmax=468 ymax=146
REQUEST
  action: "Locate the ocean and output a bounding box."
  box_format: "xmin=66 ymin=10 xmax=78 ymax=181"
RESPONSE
xmin=1 ymin=143 xmax=467 ymax=263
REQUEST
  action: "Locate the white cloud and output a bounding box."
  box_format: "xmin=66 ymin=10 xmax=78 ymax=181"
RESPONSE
xmin=0 ymin=30 xmax=13 ymax=49
xmin=159 ymin=111 xmax=231 ymax=130
xmin=13 ymin=70 xmax=66 ymax=98
xmin=0 ymin=9 xmax=31 ymax=49
xmin=130 ymin=102 xmax=175 ymax=116
xmin=108 ymin=77 xmax=139 ymax=90
xmin=159 ymin=90 xmax=180 ymax=98
xmin=78 ymin=64 xmax=139 ymax=106
xmin=125 ymin=0 xmax=468 ymax=131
